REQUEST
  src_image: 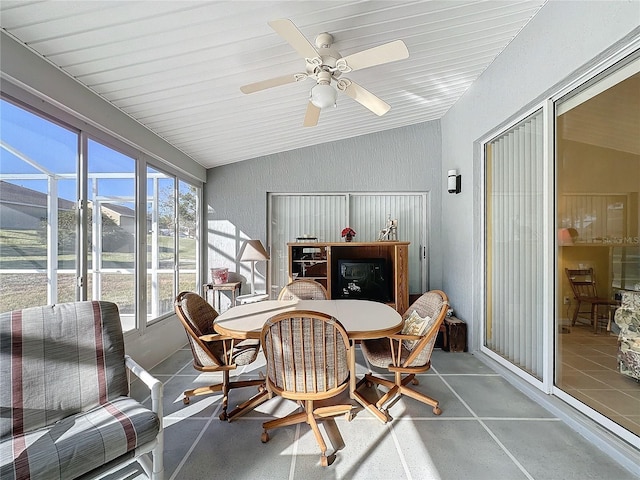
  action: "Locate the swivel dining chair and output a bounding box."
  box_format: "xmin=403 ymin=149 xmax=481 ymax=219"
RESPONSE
xmin=278 ymin=279 xmax=328 ymax=300
xmin=174 ymin=291 xmax=270 ymax=421
xmin=260 ymin=310 xmax=354 ymax=466
xmin=358 ymin=290 xmax=449 ymax=422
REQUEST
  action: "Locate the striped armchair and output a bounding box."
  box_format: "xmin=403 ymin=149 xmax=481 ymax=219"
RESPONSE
xmin=0 ymin=301 xmax=163 ymax=480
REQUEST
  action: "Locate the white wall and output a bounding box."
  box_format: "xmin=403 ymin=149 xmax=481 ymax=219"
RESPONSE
xmin=440 ymin=0 xmax=640 ymax=350
xmin=205 ymin=121 xmax=443 ymax=292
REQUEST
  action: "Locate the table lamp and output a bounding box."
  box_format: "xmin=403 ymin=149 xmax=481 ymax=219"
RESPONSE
xmin=237 ymin=240 xmax=270 ymax=295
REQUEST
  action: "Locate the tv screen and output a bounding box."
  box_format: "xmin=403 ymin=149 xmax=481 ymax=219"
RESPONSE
xmin=333 ymin=258 xmax=391 ymax=302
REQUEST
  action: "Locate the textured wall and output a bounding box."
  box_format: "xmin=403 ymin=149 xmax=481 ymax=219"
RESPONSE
xmin=205 ymin=121 xmax=442 ymax=292
xmin=440 ymin=0 xmax=640 ymax=350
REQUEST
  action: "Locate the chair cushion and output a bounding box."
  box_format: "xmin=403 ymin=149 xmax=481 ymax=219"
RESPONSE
xmin=362 ymin=336 xmax=432 ymax=369
xmin=401 ymin=310 xmax=431 ymax=350
xmin=231 ymin=339 xmax=261 ymax=366
xmin=0 ymin=396 xmax=160 ymax=480
xmin=0 ymin=301 xmax=128 ymax=440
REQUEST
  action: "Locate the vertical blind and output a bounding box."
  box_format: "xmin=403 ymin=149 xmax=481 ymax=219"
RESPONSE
xmin=559 ymin=194 xmax=627 ymax=243
xmin=350 ymin=194 xmax=425 ymax=291
xmin=269 ymin=193 xmax=426 ymax=298
xmin=485 ymin=109 xmax=544 ymax=379
xmin=269 ymin=195 xmax=346 ymax=298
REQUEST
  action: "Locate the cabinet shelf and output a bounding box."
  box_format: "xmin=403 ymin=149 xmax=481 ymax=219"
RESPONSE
xmin=287 ymin=241 xmax=409 ymax=314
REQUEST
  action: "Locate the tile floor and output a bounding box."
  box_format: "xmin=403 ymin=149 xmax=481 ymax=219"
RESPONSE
xmin=558 ymin=323 xmax=640 ymax=436
xmin=114 ymin=346 xmax=638 ymax=480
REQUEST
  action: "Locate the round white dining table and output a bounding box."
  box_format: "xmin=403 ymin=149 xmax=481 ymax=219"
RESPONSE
xmin=214 ymin=298 xmax=403 ymax=340
xmin=215 ymin=298 xmax=403 ymax=423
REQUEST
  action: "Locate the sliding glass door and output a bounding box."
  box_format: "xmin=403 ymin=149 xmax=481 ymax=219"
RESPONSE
xmin=555 ymin=57 xmax=640 ymax=437
xmin=483 ymin=53 xmax=639 ymax=444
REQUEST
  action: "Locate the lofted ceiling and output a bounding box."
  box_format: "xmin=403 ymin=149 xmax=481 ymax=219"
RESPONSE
xmin=0 ymin=1 xmax=547 ymax=169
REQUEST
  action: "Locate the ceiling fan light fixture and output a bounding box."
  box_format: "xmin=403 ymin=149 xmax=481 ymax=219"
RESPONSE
xmin=310 ymin=83 xmax=337 ymax=109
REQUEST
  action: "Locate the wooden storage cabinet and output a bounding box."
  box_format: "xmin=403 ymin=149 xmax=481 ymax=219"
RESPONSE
xmin=288 ymin=241 xmax=409 ymax=313
xmin=289 ymin=244 xmax=329 ymax=290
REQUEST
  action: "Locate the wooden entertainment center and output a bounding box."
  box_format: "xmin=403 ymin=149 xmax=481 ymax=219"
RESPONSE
xmin=287 ymin=241 xmax=409 ymax=313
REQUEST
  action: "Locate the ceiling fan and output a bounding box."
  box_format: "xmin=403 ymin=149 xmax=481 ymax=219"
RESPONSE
xmin=240 ymin=19 xmax=409 ymax=127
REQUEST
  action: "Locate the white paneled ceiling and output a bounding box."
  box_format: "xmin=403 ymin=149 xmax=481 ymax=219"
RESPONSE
xmin=0 ymin=1 xmax=547 ymax=168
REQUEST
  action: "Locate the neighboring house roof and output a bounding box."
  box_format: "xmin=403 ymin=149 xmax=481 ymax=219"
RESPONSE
xmin=0 ymin=180 xmax=75 ymax=210
xmin=101 ymin=203 xmax=134 ymax=218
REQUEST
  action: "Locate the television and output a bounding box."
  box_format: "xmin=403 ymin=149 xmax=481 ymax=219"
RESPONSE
xmin=333 ymin=258 xmax=391 ymax=302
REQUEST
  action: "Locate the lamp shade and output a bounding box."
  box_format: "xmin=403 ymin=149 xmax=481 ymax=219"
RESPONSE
xmin=238 ymin=240 xmax=270 ymax=262
xmin=558 ymin=228 xmax=577 ymax=246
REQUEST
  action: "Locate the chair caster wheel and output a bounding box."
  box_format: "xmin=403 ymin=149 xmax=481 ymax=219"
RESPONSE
xmin=411 ymin=378 xmax=419 ymax=385
xmin=433 ymin=406 xmax=442 ymax=415
xmin=321 ymin=454 xmax=336 ymax=467
xmin=261 ymin=431 xmax=269 ymax=443
xmin=219 ymin=411 xmax=228 ymax=421
xmin=345 ymin=411 xmax=353 ymax=421
xmin=183 ymin=397 xmax=190 ymax=405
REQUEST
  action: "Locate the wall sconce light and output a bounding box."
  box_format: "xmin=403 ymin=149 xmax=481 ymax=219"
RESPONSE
xmin=448 ymin=169 xmax=461 ymax=194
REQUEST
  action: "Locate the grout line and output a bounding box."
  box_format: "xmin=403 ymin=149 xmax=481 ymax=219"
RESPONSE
xmin=287 ymin=423 xmax=300 ymax=480
xmin=168 ymin=411 xmax=217 ymax=480
xmin=388 ymin=420 xmax=413 ymax=480
xmin=432 ymin=366 xmax=536 ymax=480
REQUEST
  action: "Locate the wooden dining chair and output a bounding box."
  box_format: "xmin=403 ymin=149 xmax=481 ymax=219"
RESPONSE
xmin=278 ymin=279 xmax=329 ymax=300
xmin=565 ymin=268 xmax=618 ymax=332
xmin=260 ymin=310 xmax=354 ymax=466
xmin=174 ymin=291 xmax=271 ymax=421
xmin=358 ymin=290 xmax=449 ymax=422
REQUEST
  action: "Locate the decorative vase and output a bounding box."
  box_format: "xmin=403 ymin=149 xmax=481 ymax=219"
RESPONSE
xmin=345 ymin=235 xmax=353 ymax=242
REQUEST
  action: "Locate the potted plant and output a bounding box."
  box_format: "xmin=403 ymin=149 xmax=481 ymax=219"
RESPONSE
xmin=341 ymin=227 xmax=356 ymax=242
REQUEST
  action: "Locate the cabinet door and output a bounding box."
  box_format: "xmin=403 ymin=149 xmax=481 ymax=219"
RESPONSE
xmin=290 ymin=245 xmax=328 ymax=290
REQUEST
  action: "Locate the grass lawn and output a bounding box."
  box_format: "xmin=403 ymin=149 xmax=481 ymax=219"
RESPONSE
xmin=0 ymin=228 xmax=197 ymax=313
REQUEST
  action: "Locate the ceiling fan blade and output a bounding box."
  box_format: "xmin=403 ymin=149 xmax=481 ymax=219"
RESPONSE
xmin=340 ymin=40 xmax=409 ymax=72
xmin=341 ymin=79 xmax=390 ymax=116
xmin=303 ymin=102 xmax=321 ymax=127
xmin=240 ymin=73 xmax=305 ymax=94
xmin=268 ymin=19 xmax=319 ymax=60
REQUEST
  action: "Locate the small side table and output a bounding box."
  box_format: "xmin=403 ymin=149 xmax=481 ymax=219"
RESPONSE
xmin=202 ymin=281 xmax=242 ymax=312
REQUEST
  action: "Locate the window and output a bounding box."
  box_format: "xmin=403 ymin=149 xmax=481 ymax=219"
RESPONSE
xmin=88 ymin=139 xmax=136 ymax=329
xmin=0 ymin=99 xmax=78 ymax=312
xmin=0 ymin=97 xmax=202 ymax=330
xmin=146 ymin=168 xmax=200 ymax=321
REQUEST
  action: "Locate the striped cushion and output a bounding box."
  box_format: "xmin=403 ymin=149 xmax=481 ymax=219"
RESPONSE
xmin=1 ymin=301 xmax=128 ymax=439
xmin=0 ymin=396 xmax=160 ymax=480
xmin=0 ymin=301 xmax=159 ymax=479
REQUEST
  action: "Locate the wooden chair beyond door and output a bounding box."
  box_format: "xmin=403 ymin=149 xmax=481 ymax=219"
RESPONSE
xmin=358 ymin=290 xmax=449 ymax=422
xmin=260 ymin=310 xmax=354 ymax=466
xmin=565 ymin=268 xmax=618 ymax=333
xmin=174 ymin=291 xmax=271 ymax=421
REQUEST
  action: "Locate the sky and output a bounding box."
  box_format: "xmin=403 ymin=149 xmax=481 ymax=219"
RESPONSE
xmin=1 ymin=98 xmax=136 ymax=203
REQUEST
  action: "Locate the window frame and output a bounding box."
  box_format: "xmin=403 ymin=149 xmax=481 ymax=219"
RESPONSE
xmin=0 ymin=86 xmax=203 ymax=332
